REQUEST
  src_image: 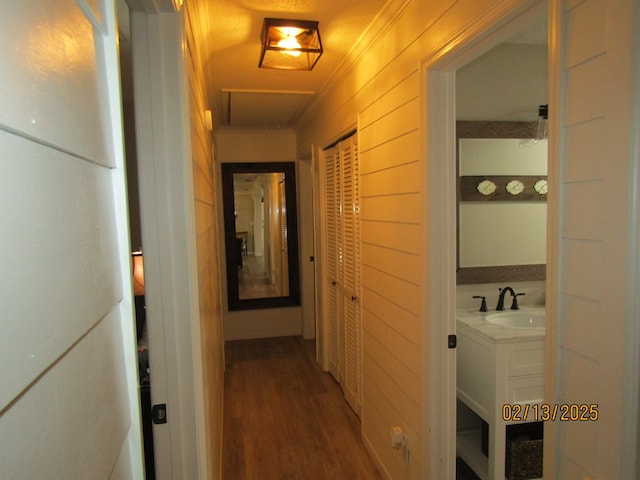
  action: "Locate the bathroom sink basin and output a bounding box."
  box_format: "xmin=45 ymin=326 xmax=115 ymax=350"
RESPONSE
xmin=486 ymin=311 xmax=545 ymax=328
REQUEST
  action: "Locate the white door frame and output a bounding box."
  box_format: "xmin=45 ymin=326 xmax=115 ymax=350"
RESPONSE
xmin=421 ymin=2 xmax=548 ymax=478
xmin=298 ymin=151 xmax=317 ymax=340
xmin=129 ymin=3 xmax=206 ymax=479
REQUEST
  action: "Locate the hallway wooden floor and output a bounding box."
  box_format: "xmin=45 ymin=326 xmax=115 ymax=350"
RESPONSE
xmin=222 ymin=336 xmax=383 ymax=480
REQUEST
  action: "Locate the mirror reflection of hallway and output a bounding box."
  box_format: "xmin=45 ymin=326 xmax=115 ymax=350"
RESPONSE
xmin=238 ymin=253 xmax=279 ymax=299
xmin=231 ymin=169 xmax=292 ymax=301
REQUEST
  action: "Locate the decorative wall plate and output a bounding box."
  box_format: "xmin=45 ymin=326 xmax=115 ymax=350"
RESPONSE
xmin=506 ymin=179 xmax=525 ymax=195
xmin=476 ymin=179 xmax=497 ymax=196
xmin=460 ymin=175 xmax=548 ymax=202
xmin=533 ymin=179 xmax=548 ymax=194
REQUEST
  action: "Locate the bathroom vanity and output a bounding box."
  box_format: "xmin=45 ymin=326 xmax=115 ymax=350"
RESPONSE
xmin=456 ymin=306 xmax=545 ymax=480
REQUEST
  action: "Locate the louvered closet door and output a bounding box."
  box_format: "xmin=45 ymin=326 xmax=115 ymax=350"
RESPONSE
xmin=340 ymin=136 xmax=361 ymax=414
xmin=321 ymin=133 xmax=361 ymax=415
xmin=324 ymin=147 xmax=340 ymax=378
xmin=335 ymin=145 xmax=346 ymax=386
xmin=279 ymin=180 xmax=289 ymax=295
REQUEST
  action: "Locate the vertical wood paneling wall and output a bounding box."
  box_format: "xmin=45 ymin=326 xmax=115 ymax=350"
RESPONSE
xmin=184 ymin=2 xmax=225 ymax=477
xmin=0 ymin=0 xmax=142 ymax=478
xmin=550 ymin=0 xmax=638 ymax=477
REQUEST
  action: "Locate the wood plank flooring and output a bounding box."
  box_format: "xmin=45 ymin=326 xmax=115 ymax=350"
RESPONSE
xmin=222 ymin=336 xmax=384 ymax=480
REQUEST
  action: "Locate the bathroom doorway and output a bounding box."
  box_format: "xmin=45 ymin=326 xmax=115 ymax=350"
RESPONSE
xmin=423 ymin=2 xmax=549 ymax=478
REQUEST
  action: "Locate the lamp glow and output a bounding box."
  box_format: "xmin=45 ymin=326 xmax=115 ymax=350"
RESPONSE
xmin=278 ymin=36 xmax=302 ymax=57
xmin=259 ymin=18 xmax=323 ymax=70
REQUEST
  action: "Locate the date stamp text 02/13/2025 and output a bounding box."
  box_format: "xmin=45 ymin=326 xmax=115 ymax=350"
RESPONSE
xmin=501 ymin=403 xmax=599 ymax=422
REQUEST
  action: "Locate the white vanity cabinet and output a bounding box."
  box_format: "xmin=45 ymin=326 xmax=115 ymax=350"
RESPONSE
xmin=456 ymin=314 xmax=544 ymax=480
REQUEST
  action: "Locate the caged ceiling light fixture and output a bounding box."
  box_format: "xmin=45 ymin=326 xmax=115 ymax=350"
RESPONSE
xmin=259 ymin=18 xmax=323 ymax=71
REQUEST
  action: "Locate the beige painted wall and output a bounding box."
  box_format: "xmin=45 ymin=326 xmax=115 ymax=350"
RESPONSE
xmin=458 ymin=138 xmax=547 ymax=267
xmin=215 ymin=129 xmax=304 ymax=340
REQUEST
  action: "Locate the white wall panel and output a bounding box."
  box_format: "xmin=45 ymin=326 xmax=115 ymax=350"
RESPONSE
xmin=360 ymin=161 xmax=421 ymax=197
xmin=557 ymin=456 xmax=593 ymax=479
xmin=565 ymin=56 xmax=606 ymax=126
xmin=361 ymin=395 xmax=406 ymax=480
xmin=564 ymin=119 xmax=605 ymax=182
xmin=362 ymin=289 xmax=421 ymax=342
xmin=0 ymin=1 xmax=141 ymax=478
xmin=185 ymin=1 xmax=226 ymax=475
xmin=561 ymin=296 xmax=602 ymax=360
xmin=564 ymin=0 xmax=605 ymax=66
xmin=364 ymin=353 xmax=421 ymax=430
xmin=558 ymin=350 xmax=600 ymax=406
xmin=561 ymin=239 xmax=603 ymax=300
xmin=562 ymin=181 xmax=604 ymax=240
xmin=0 ymin=0 xmax=110 ymax=165
xmin=361 ymin=193 xmax=421 ymax=224
xmin=360 ymin=221 xmax=421 ymax=254
xmin=359 ymin=100 xmax=420 ymax=151
xmin=362 ymin=378 xmax=423 ymax=477
xmin=359 ymin=131 xmax=420 ymax=174
xmin=0 ymin=309 xmax=130 ymax=479
xmin=553 ymin=0 xmax=638 ymax=475
xmin=361 ymin=265 xmax=421 ymax=315
xmin=362 ymin=374 xmax=423 ymax=480
xmin=0 ymin=130 xmax=119 ymax=410
xmin=110 ymin=438 xmax=135 ymax=480
xmin=365 ymin=312 xmax=421 ymax=378
xmin=361 ymin=243 xmax=420 ymax=285
xmin=557 ymin=410 xmax=598 ymax=473
xmin=358 ymin=72 xmax=420 ymax=129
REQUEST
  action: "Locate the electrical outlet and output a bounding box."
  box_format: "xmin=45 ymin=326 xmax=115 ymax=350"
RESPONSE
xmin=390 ymin=426 xmax=406 ymax=450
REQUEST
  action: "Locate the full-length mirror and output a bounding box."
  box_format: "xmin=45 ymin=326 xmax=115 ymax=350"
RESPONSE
xmin=222 ymin=162 xmax=300 ymax=310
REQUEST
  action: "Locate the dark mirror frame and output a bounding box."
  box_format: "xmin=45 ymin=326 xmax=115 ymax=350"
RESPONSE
xmin=456 ymin=121 xmax=546 ymax=284
xmin=221 ymin=162 xmax=301 ymax=310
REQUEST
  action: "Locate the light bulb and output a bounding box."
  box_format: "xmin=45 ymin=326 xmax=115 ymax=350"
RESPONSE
xmin=277 ymin=36 xmax=302 ymax=57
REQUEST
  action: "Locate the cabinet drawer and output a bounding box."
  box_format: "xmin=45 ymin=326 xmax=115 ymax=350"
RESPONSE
xmin=504 ymin=375 xmax=544 ymax=405
xmin=505 ymin=341 xmax=544 ymax=377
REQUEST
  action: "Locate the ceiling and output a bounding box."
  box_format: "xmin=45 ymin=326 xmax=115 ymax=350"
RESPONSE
xmin=205 ymin=0 xmax=387 ymax=130
xmin=118 ymin=1 xmax=547 ymax=130
xmin=204 ymin=1 xmax=547 ymax=130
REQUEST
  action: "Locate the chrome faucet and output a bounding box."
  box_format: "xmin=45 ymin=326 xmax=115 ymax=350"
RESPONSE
xmin=496 ymin=287 xmax=515 ymax=311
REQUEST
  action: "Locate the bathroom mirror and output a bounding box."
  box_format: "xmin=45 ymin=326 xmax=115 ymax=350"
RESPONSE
xmin=222 ymin=162 xmax=300 ymax=310
xmin=456 ymin=121 xmax=547 ymax=284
